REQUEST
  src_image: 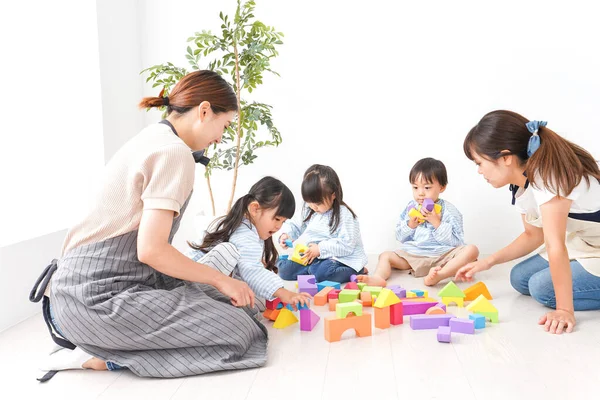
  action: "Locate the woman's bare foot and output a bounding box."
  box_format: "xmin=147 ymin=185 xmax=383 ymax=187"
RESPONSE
xmin=424 ymin=266 xmax=443 ymax=286
xmin=82 ymin=357 xmax=108 ymax=371
xmin=356 ymin=274 xmax=387 ymax=287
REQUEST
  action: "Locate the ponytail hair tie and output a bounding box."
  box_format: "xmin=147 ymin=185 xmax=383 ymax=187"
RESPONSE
xmin=526 ymin=120 xmax=547 ymax=157
xmin=162 ymin=96 xmax=170 ymax=106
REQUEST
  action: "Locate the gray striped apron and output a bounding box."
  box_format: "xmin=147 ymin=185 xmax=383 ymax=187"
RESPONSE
xmin=30 ymin=197 xmax=268 ymax=378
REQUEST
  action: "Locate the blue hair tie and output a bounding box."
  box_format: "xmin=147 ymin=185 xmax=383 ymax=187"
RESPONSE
xmin=526 ymin=120 xmax=547 ymax=157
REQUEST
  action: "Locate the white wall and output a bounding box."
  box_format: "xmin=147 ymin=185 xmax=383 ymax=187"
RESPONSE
xmin=0 ymin=0 xmax=104 ymax=331
xmin=139 ymin=0 xmax=600 ymax=255
xmin=96 ymin=0 xmax=146 ymax=162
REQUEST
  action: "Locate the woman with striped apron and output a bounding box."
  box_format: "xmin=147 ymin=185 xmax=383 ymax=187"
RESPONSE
xmin=30 ymin=70 xmax=268 ymax=380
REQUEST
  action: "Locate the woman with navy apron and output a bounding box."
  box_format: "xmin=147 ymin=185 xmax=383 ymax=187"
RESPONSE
xmin=29 ymin=70 xmax=267 ymax=380
xmin=456 ymin=110 xmax=600 ymax=334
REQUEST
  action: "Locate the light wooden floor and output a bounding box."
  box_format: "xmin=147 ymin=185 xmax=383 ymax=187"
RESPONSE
xmin=2 ymin=260 xmax=600 ymax=400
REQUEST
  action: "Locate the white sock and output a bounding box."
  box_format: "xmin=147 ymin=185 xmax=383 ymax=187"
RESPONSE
xmin=39 ymin=347 xmax=93 ymax=371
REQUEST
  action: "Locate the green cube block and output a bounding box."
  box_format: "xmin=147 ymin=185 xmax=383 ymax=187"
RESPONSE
xmin=338 ymin=289 xmax=361 ymax=303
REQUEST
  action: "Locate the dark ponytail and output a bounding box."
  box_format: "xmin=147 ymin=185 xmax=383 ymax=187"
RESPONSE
xmin=189 ymin=176 xmax=295 ymax=272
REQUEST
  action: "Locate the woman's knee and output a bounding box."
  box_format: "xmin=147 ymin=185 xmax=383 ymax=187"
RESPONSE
xmin=510 ymin=262 xmax=531 ymax=295
xmin=528 ymin=271 xmax=556 ymax=308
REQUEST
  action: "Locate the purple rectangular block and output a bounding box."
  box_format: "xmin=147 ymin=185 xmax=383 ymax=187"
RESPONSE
xmin=298 ymin=275 xmax=319 ymax=296
xmin=410 ymin=314 xmax=453 ymax=330
xmin=388 ymin=285 xmax=406 ymax=299
xmin=435 ymin=302 xmax=447 ymax=312
xmin=299 ymin=309 xmax=320 ymax=331
xmin=437 ymin=326 xmax=451 ymax=343
xmin=449 ymin=317 xmax=475 ymax=334
xmin=402 ymin=301 xmax=438 ymax=315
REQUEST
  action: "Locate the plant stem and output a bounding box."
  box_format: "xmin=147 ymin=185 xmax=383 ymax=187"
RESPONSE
xmin=227 ymin=38 xmax=243 ymax=212
xmin=204 ymin=148 xmax=216 ymax=216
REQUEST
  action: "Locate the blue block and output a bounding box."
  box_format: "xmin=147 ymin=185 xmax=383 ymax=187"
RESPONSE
xmin=285 ymin=302 xmax=309 ymax=311
xmin=411 ymin=289 xmax=424 ymax=296
xmin=317 ymin=280 xmax=341 ymax=292
xmin=285 ymin=239 xmax=293 ymax=248
xmin=279 ymin=254 xmax=289 ymax=260
xmin=276 ymin=302 xmax=284 ymax=309
xmin=469 ymin=313 xmax=486 ymax=329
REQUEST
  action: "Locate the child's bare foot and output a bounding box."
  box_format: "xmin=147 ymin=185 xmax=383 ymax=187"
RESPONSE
xmin=424 ymin=266 xmax=443 ymax=286
xmin=82 ymin=357 xmax=108 ymax=371
xmin=356 ymin=274 xmax=387 ymax=287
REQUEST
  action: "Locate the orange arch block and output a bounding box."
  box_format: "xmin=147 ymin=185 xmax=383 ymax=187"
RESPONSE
xmin=324 ymin=313 xmax=372 ymax=342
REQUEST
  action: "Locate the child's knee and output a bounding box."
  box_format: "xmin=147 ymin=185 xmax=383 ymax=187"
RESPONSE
xmin=465 ymin=244 xmax=479 ymax=259
xmin=277 ymin=260 xmax=298 ymax=281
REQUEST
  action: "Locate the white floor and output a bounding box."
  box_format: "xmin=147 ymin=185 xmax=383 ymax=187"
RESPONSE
xmin=2 ymin=260 xmax=600 ymax=400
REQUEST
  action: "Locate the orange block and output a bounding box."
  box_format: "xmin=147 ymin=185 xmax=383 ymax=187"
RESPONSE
xmin=374 ymin=306 xmax=391 ymax=329
xmin=324 ymin=313 xmax=372 ymax=342
xmin=360 ymin=291 xmax=372 ymax=307
xmin=426 ymin=307 xmax=446 ymax=315
xmin=329 ymin=298 xmax=339 ymax=311
xmin=314 ymin=287 xmax=334 ymax=306
xmin=263 ymin=309 xmax=280 ymax=321
xmin=464 ymin=282 xmax=493 ymax=301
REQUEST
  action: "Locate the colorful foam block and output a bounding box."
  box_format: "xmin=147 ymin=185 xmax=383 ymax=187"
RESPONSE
xmin=339 ymin=289 xmax=361 ymax=303
xmin=374 ymin=288 xmax=401 ymax=308
xmin=469 ymin=314 xmax=486 ymax=329
xmin=357 ymin=282 xmax=366 ymax=291
xmin=410 ymin=314 xmax=453 ymax=330
xmin=328 ymin=289 xmax=341 ymax=300
xmin=402 ymin=301 xmax=439 ymax=315
xmin=324 ymin=313 xmax=372 ymax=342
xmin=317 ymin=281 xmax=342 ymax=292
xmin=360 ymin=291 xmax=372 ymax=307
xmin=437 ymin=326 xmax=451 ymax=343
xmin=449 ymin=317 xmax=475 ymax=334
xmin=329 ymin=298 xmax=339 ymax=311
xmin=438 ymin=281 xmax=466 ymax=298
xmin=374 ymin=306 xmax=391 ymax=329
xmin=466 ymin=295 xmax=499 ymax=323
xmin=362 ymin=286 xmax=383 ymax=296
xmin=266 ymin=298 xmax=281 ymax=310
xmin=422 ymin=198 xmax=435 ymax=212
xmin=314 ymin=287 xmax=334 ymax=306
xmin=345 ymin=282 xmax=359 ymax=290
xmin=398 ymin=296 xmax=438 ymax=303
xmin=273 ymin=308 xmax=298 ymax=329
xmin=435 ymin=302 xmax=447 ymax=312
xmin=350 ymin=274 xmax=358 ymax=283
xmin=336 ymin=302 xmax=363 ymax=319
xmin=387 ymin=285 xmax=406 ymax=299
xmin=464 ymin=282 xmax=493 ymax=301
xmin=390 ymin=302 xmax=404 ymax=325
xmin=285 ymin=239 xmax=294 ymax=248
xmin=291 ymin=243 xmax=309 ymax=266
xmin=441 ymin=296 xmax=465 ymax=307
xmin=425 ymin=307 xmax=445 ymax=315
xmin=299 ymin=309 xmax=320 ymax=331
xmin=298 ymin=275 xmax=319 ymax=296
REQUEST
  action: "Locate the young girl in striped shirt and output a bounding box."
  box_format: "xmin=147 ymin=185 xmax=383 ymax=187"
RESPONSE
xmin=359 ymin=158 xmax=479 ymax=287
xmin=188 ymin=176 xmax=312 ymax=308
xmin=277 ymin=164 xmax=368 ymax=283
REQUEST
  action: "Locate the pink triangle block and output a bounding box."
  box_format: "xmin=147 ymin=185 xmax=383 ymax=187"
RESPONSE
xmin=300 ymin=309 xmax=320 ymax=331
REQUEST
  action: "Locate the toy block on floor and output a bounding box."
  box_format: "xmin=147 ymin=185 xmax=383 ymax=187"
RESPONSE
xmin=266 ymin=298 xmax=281 ymax=310
xmin=469 ymin=314 xmax=486 ymax=329
xmin=336 ymin=302 xmax=363 ymax=319
xmin=398 ymin=296 xmax=438 ymax=303
xmin=449 ymin=318 xmax=475 ymax=334
xmin=345 ymin=282 xmax=359 ymax=290
xmin=387 ymin=285 xmax=406 ymax=299
xmin=464 ymin=282 xmax=493 ymax=301
xmin=354 ymin=299 xmax=364 ymax=306
xmin=291 ymin=243 xmax=309 ymax=266
xmin=466 ymin=295 xmax=498 ymax=323
xmin=410 ymin=314 xmax=453 ymax=330
xmin=437 ymin=326 xmax=451 ymax=343
xmin=425 ymin=306 xmax=446 ymax=315
xmin=407 ymin=290 xmax=428 ymax=298
xmin=374 ymin=288 xmax=401 ymax=308
xmin=263 ymin=309 xmax=277 ymax=320
xmin=435 ymin=303 xmax=447 ymax=312
xmin=285 ymin=239 xmax=294 ymax=248
xmin=360 ymin=291 xmax=372 ymax=307
xmin=314 ymin=287 xmax=334 ymax=306
xmin=329 ymin=298 xmax=339 ymax=311
xmin=273 ymin=309 xmax=298 ymax=329
xmin=328 ymin=289 xmax=341 ymax=300
xmin=374 ymin=306 xmax=391 ymax=329
xmin=300 ymin=309 xmax=320 ymax=331
xmin=339 ymin=289 xmax=361 ymax=303
xmin=402 ymin=301 xmax=439 ymax=315
xmin=298 ymin=275 xmax=319 ymax=296
xmin=350 ymin=274 xmax=358 ymax=283
xmin=438 ymin=281 xmax=466 ymax=307
xmin=317 ymin=281 xmax=342 ymax=292
xmin=324 ymin=313 xmax=372 ymax=342
xmin=362 ymin=286 xmax=383 ymax=297
xmin=357 ymin=282 xmax=366 ymax=291
xmin=390 ymin=302 xmax=404 ymax=325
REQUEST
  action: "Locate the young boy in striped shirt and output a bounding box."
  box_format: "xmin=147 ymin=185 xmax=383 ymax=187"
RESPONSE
xmin=359 ymin=158 xmax=479 ymax=286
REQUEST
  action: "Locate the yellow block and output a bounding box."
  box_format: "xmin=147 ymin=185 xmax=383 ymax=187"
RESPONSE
xmin=273 ymin=308 xmax=298 ymax=329
xmin=441 ymin=296 xmax=464 ymax=307
xmin=291 ymin=243 xmax=309 ymax=266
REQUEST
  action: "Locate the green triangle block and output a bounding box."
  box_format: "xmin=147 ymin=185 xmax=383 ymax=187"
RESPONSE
xmin=437 ymin=281 xmax=465 ymax=298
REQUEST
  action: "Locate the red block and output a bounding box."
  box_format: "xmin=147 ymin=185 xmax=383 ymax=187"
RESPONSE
xmin=390 ymin=302 xmax=404 ymax=325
